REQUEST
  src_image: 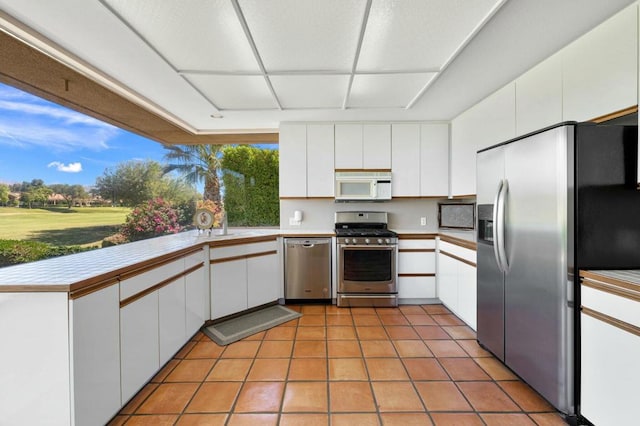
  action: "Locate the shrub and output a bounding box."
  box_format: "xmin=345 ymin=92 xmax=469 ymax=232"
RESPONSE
xmin=120 ymin=198 xmax=182 ymax=241
xmin=0 ymin=240 xmax=89 ymax=267
xmin=101 ymin=232 xmax=128 ymax=247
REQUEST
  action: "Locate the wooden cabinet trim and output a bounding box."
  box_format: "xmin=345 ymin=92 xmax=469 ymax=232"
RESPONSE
xmin=439 ymin=235 xmax=477 ymax=251
xmin=398 ymin=273 xmax=436 ymax=278
xmin=118 ymin=252 xmax=187 ymax=282
xmin=582 ymin=306 xmax=640 ymax=337
xmin=580 ymin=271 xmax=640 ymax=294
xmin=334 ymin=168 xmax=391 ymax=172
xmin=120 ymin=266 xmax=199 ymax=308
xmin=207 ymin=235 xmax=278 ymax=248
xmin=589 ymin=105 xmax=638 ymax=123
xmin=398 ymin=234 xmax=437 ymax=240
xmin=210 ymin=250 xmax=278 ymax=265
xmin=440 ymin=250 xmax=477 ymax=268
xmin=280 ymin=233 xmax=334 ymax=238
xmin=279 ymin=197 xmax=334 ymax=200
xmin=581 ymin=277 xmax=640 ymax=303
xmin=69 ymin=277 xmax=119 ymax=300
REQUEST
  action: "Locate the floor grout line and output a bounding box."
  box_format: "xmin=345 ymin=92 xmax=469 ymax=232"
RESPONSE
xmin=111 ymin=304 xmax=567 ymax=426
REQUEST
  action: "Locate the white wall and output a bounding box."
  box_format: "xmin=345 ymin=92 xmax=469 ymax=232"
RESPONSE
xmin=280 ymin=198 xmax=474 ymax=232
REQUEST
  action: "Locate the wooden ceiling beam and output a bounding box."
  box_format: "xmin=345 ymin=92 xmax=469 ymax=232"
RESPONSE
xmin=0 ymin=30 xmax=278 ymax=145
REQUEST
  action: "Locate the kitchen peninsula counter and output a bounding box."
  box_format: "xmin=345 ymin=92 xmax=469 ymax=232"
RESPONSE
xmin=0 ymin=228 xmax=280 ymax=293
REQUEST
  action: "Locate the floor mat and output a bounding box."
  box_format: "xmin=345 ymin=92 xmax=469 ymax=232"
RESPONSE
xmin=201 ymin=304 xmax=302 ymax=345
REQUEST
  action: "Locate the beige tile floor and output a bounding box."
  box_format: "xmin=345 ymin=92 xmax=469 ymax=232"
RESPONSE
xmin=109 ymin=304 xmax=568 ymax=426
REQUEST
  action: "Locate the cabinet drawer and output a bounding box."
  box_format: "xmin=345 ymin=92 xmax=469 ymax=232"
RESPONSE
xmin=119 ymin=257 xmax=183 ymax=301
xmin=438 ymin=240 xmax=476 ymax=264
xmin=183 ymin=250 xmax=205 ymax=269
xmin=398 ymin=276 xmax=436 ymax=299
xmin=211 ymin=240 xmax=278 ymax=260
xmin=398 ymin=239 xmax=436 ymax=250
xmin=398 ymin=251 xmax=435 ymax=274
xmin=582 ymin=285 xmax=640 ymax=328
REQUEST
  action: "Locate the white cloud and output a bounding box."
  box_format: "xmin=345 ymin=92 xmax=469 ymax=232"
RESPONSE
xmin=0 ymin=99 xmax=113 ymax=127
xmin=0 ymin=85 xmax=121 ymax=151
xmin=48 ymin=161 xmax=83 ymax=173
xmin=0 ymin=118 xmax=117 ymax=151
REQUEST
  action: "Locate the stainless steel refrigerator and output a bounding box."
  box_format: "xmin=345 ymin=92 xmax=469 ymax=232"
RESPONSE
xmin=476 ymin=122 xmax=640 ymax=419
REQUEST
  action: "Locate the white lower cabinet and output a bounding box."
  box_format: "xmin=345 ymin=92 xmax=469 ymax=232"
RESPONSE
xmin=437 ymin=240 xmax=477 ymax=330
xmin=580 ymin=278 xmax=640 ymax=425
xmin=247 ymin=253 xmax=279 ymax=308
xmin=120 ymin=291 xmax=159 ymax=404
xmin=398 ymin=276 xmax=436 ymax=299
xmin=70 ymin=285 xmax=121 ymax=426
xmin=159 ymin=277 xmax=187 ymax=365
xmin=210 ymin=239 xmax=280 ymax=320
xmin=397 ymin=238 xmax=437 ymax=301
xmin=581 ymin=314 xmax=639 ymax=425
xmin=211 ymin=258 xmax=248 ymax=319
xmin=185 ymin=264 xmax=208 ymax=337
xmin=436 ymin=252 xmax=458 ymax=309
xmin=457 ymin=262 xmax=477 ymax=330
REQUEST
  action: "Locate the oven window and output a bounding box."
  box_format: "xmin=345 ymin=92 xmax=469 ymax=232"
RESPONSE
xmin=343 ymin=249 xmax=392 ymax=281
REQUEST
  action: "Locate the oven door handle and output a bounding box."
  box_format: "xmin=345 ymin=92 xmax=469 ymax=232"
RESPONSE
xmin=339 ymin=295 xmax=398 ymax=299
xmin=339 ymin=245 xmax=396 ymax=250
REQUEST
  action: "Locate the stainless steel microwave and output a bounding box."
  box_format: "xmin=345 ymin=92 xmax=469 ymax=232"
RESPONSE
xmin=335 ymin=171 xmax=392 ymax=201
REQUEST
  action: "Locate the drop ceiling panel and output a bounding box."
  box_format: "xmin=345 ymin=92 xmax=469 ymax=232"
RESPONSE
xmin=270 ymin=75 xmax=350 ymax=108
xmin=358 ymin=0 xmax=502 ymax=72
xmin=186 ymin=75 xmax=277 ymax=110
xmin=348 ymin=73 xmax=436 ymax=108
xmin=239 ymin=0 xmax=368 ymax=71
xmin=104 ymin=0 xmax=260 ymax=72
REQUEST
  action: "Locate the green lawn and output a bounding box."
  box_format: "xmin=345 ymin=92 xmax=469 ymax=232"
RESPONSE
xmin=0 ymin=207 xmax=131 ymax=247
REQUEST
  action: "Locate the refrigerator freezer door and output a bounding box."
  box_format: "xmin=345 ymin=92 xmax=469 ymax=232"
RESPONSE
xmin=476 ymin=147 xmax=506 ymax=361
xmin=503 ymin=125 xmax=573 ymax=414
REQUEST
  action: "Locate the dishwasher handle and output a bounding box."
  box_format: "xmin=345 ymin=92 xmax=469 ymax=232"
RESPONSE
xmin=285 ymin=238 xmax=331 ymax=248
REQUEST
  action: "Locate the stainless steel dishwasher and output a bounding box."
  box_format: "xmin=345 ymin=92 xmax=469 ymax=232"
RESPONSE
xmin=284 ymin=238 xmax=331 ymax=302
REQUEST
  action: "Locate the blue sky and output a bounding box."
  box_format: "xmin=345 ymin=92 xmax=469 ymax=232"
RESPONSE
xmin=0 ymin=82 xmax=169 ymax=187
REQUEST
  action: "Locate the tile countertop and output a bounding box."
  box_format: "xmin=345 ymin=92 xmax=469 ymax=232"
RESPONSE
xmin=394 ymin=229 xmax=475 ymax=241
xmin=0 ymin=229 xmax=280 ymax=291
xmin=580 ymin=270 xmax=640 ymax=292
xmin=0 ymin=227 xmax=477 ymax=292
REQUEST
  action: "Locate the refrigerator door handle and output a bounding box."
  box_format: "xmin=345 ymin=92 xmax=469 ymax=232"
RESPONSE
xmin=492 ymin=180 xmax=504 ymax=272
xmin=496 ymin=179 xmax=509 ymax=271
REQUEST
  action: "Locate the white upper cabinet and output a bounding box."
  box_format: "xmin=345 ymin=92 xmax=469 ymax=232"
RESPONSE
xmin=307 ymin=124 xmax=335 ymax=197
xmin=420 ymin=123 xmax=449 ymax=197
xmin=335 ymin=123 xmax=391 ymax=170
xmin=563 ymin=3 xmax=638 ymax=122
xmin=363 ymin=124 xmax=391 ymax=169
xmin=392 ymin=124 xmax=421 ymax=196
xmin=279 ymin=124 xmax=307 ymax=197
xmin=474 ymin=83 xmax=516 ymax=151
xmin=335 ymin=124 xmax=363 ymax=169
xmin=516 ymin=52 xmax=563 ymax=135
xmin=451 ymin=83 xmax=516 ymax=197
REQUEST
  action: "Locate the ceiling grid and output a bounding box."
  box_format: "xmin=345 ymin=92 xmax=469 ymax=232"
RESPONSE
xmin=0 ymin=0 xmax=635 ymax=135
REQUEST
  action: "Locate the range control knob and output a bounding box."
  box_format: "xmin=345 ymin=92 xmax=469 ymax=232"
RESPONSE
xmin=344 ymin=238 xmax=350 ymax=244
xmin=377 ymin=238 xmax=383 ymax=244
xmin=352 ymin=238 xmax=358 ymax=244
xmin=385 ymin=238 xmax=391 ymax=244
xmin=365 ymin=238 xmax=371 ymax=244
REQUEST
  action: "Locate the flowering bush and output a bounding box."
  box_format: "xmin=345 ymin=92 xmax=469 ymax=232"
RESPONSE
xmin=121 ymin=198 xmax=182 ymax=241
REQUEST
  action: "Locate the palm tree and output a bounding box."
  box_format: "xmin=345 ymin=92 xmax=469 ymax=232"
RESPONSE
xmin=162 ymin=144 xmax=225 ymax=202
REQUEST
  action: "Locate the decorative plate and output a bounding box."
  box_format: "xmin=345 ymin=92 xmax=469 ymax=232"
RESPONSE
xmin=194 ymin=209 xmax=214 ymax=229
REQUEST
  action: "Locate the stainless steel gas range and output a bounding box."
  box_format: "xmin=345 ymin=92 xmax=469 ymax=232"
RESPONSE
xmin=335 ymin=211 xmax=398 ymax=307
